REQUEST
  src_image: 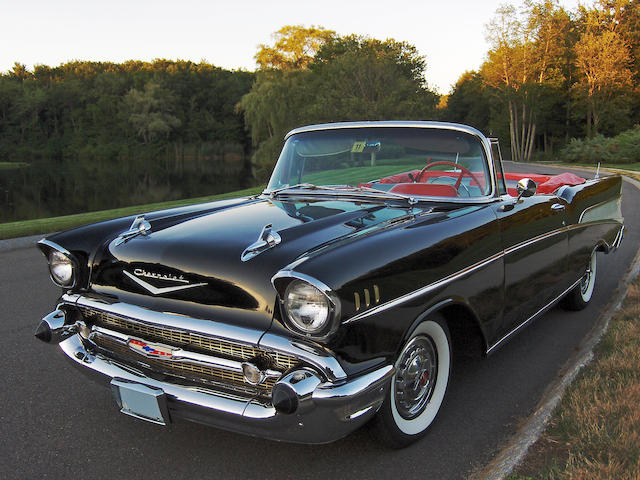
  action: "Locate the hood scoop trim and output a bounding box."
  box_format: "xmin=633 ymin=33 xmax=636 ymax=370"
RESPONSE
xmin=241 ymin=224 xmax=282 ymax=262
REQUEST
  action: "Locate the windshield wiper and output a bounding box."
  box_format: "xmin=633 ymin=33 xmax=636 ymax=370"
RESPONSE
xmin=266 ymin=183 xmax=418 ymax=205
xmin=265 ymin=183 xmax=348 ymax=198
xmin=342 ymin=185 xmax=418 ymax=204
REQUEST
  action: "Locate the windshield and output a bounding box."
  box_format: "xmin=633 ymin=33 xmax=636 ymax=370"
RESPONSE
xmin=267 ymin=127 xmax=492 ymax=199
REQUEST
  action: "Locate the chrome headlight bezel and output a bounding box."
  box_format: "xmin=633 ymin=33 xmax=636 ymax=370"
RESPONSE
xmin=38 ymin=240 xmax=78 ymax=288
xmin=273 ymin=272 xmax=341 ymax=339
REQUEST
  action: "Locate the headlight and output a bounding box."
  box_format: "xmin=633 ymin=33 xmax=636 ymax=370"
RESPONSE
xmin=284 ymin=280 xmax=331 ymax=334
xmin=48 ymin=250 xmax=74 ymax=287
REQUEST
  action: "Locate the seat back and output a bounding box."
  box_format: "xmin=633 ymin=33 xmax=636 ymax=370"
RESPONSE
xmin=389 ymin=183 xmax=458 ymax=197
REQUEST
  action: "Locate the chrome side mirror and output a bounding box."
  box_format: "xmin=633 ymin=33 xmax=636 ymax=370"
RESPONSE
xmin=516 ymin=178 xmax=537 ymax=199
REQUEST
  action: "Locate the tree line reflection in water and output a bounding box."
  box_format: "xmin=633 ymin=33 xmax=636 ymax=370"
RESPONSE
xmin=1 ymin=148 xmax=248 ymax=222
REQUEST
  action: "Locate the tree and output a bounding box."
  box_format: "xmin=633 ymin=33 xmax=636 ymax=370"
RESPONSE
xmin=8 ymin=62 xmax=32 ymax=83
xmin=255 ymin=25 xmax=336 ymax=70
xmin=442 ymin=71 xmax=491 ymax=132
xmin=309 ymin=36 xmax=436 ymax=121
xmin=573 ymin=1 xmax=635 ymax=137
xmin=574 ymin=31 xmax=633 ymax=136
xmin=238 ymin=70 xmax=311 ymax=179
xmin=483 ymin=1 xmax=572 ymax=161
xmin=124 ymin=81 xmax=181 ymax=144
xmin=240 ymin=30 xmax=439 ymax=181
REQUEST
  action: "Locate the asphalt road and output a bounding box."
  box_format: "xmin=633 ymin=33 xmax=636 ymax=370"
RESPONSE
xmin=2 ymin=164 xmax=638 ymax=480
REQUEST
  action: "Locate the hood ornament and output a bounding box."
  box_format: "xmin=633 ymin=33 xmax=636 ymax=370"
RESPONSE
xmin=241 ymin=224 xmax=281 ymax=262
xmin=115 ymin=215 xmax=152 ymax=246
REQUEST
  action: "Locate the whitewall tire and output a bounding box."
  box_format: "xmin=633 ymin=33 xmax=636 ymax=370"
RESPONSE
xmin=370 ymin=315 xmax=451 ymax=447
xmin=562 ymin=250 xmax=597 ymax=311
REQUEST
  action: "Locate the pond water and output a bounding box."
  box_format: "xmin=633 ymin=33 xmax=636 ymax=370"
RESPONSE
xmin=0 ymin=154 xmax=249 ymax=223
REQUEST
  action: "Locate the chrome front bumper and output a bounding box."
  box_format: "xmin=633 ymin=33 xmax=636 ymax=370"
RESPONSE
xmin=57 ymin=331 xmax=393 ymax=444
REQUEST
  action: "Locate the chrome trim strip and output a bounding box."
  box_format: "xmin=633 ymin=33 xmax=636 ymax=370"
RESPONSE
xmin=271 ymin=270 xmax=335 ymax=300
xmin=344 ymin=251 xmax=504 ymax=324
xmin=285 ymin=121 xmax=486 ymax=141
xmin=503 ymin=226 xmax=568 ymax=256
xmin=37 ymin=238 xmax=73 ymax=257
xmin=486 ymin=278 xmax=582 ymax=354
xmin=613 ymin=225 xmax=625 ymax=249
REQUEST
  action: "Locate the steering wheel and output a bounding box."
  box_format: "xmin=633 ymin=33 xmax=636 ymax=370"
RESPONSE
xmin=427 ymin=175 xmax=472 ymax=197
xmin=415 ymin=161 xmax=483 ymax=192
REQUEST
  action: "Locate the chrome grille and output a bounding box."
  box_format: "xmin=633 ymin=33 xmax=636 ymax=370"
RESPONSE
xmin=93 ymin=334 xmax=277 ymax=395
xmin=78 ymin=307 xmax=298 ymax=370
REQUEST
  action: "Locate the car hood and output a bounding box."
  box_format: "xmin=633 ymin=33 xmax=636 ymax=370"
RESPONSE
xmin=90 ymin=196 xmax=423 ymax=330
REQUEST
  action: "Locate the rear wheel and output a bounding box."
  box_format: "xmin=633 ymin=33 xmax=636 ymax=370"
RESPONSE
xmin=370 ymin=316 xmax=451 ymax=448
xmin=561 ymin=250 xmax=597 ymax=311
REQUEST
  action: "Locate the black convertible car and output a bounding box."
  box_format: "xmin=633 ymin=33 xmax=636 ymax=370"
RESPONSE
xmin=35 ymin=121 xmax=624 ymax=447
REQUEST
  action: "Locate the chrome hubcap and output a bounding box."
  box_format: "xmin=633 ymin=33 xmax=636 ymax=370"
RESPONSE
xmin=394 ymin=336 xmax=438 ymax=419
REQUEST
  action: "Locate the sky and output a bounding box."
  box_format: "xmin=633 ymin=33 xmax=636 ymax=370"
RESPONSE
xmin=2 ymin=0 xmax=584 ymax=94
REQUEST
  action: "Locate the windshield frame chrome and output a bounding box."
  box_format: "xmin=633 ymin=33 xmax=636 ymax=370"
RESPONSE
xmin=268 ymin=121 xmax=497 ymax=203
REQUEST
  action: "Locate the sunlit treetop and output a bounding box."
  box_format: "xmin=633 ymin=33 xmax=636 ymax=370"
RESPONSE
xmin=254 ymin=25 xmax=336 ymax=71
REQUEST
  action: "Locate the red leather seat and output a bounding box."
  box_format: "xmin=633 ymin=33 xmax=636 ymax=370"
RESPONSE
xmin=389 ymin=183 xmax=458 ymax=197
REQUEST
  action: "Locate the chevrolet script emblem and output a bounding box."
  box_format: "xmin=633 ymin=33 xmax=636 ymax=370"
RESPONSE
xmin=123 ymin=270 xmax=207 ymax=295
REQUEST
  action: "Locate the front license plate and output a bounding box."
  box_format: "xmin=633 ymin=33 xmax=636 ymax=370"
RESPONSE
xmin=110 ymin=379 xmax=170 ymax=425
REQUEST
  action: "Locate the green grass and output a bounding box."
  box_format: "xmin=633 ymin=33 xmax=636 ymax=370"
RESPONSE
xmin=0 ymin=186 xmax=264 ymax=240
xmin=509 ymin=276 xmax=640 ymax=480
xmin=302 ymin=164 xmax=418 ymax=185
xmin=300 ymin=158 xmax=460 ymax=186
xmin=0 ymin=161 xmax=29 ymax=171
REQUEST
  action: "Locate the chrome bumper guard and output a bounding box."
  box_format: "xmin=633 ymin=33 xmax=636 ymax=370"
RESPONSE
xmin=51 ymin=297 xmax=393 ymax=444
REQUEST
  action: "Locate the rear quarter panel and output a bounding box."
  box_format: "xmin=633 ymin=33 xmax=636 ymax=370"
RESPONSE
xmin=560 ymin=175 xmax=624 ymax=282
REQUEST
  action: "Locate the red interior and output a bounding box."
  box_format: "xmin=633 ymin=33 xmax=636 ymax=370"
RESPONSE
xmin=389 ymin=183 xmax=459 ymax=197
xmin=501 ymin=172 xmax=586 ymax=196
xmin=359 ymin=170 xmax=586 ymax=198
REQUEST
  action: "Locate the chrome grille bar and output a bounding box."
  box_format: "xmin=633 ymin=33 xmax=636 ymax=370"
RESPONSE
xmin=91 ymin=333 xmax=278 ymax=396
xmin=78 ymin=306 xmax=299 ymax=371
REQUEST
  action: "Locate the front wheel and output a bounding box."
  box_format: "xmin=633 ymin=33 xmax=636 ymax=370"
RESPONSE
xmin=561 ymin=250 xmax=597 ymax=311
xmin=370 ymin=316 xmax=451 ymax=448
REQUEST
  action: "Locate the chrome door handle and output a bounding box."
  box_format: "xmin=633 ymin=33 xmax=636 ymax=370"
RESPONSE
xmin=551 ymin=203 xmax=565 ymax=211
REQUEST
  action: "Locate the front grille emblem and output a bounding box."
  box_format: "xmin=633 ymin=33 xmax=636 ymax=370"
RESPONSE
xmin=128 ymin=338 xmax=177 ymax=358
xmin=123 ymin=270 xmax=207 ymax=295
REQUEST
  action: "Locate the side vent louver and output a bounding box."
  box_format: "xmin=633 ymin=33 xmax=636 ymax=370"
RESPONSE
xmin=354 ymin=285 xmax=381 ymax=312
